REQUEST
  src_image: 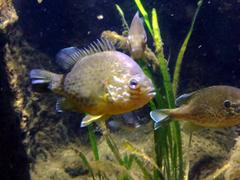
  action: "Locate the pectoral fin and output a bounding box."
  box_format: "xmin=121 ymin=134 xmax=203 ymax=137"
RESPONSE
xmin=80 ymin=114 xmax=105 ymax=127
xmin=150 ymin=110 xmax=170 ymax=130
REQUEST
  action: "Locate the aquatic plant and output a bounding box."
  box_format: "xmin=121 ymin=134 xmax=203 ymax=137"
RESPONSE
xmin=115 ymin=4 xmax=129 ymax=35
xmin=84 ymin=125 xmax=160 ymax=179
xmin=134 ymin=0 xmax=203 ymax=179
xmin=80 ymin=0 xmax=203 ymax=179
xmin=172 ymin=0 xmax=204 ymax=96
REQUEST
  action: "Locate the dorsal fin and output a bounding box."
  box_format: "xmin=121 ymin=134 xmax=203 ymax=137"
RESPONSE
xmin=55 ymin=38 xmax=116 ymax=71
xmin=175 ymin=92 xmax=195 ymax=107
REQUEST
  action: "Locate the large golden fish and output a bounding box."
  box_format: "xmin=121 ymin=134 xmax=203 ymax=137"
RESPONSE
xmin=30 ymin=39 xmax=155 ymax=127
xmin=151 ymin=86 xmax=240 ymax=129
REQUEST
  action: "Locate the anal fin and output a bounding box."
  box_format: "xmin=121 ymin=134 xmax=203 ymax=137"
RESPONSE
xmin=56 ymin=97 xmax=75 ymax=112
xmin=175 ymin=92 xmax=194 ymax=107
xmin=81 ymin=114 xmax=109 ymax=127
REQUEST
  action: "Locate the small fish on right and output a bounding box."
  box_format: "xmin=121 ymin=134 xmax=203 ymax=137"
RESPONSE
xmin=150 ymin=85 xmax=240 ymax=130
xmin=127 ymin=12 xmax=147 ymax=59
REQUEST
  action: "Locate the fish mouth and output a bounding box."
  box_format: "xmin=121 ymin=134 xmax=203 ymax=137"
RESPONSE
xmin=147 ymin=88 xmax=156 ymax=97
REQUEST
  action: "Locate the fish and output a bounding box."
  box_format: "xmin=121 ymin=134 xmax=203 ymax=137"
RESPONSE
xmin=127 ymin=12 xmax=147 ymax=59
xmin=107 ymin=112 xmax=141 ymax=132
xmin=150 ymin=85 xmax=240 ymax=130
xmin=29 ymin=39 xmax=155 ymax=127
xmin=107 ymin=107 xmax=151 ymax=131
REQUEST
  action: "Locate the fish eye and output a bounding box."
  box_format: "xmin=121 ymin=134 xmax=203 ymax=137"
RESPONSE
xmin=129 ymin=79 xmax=139 ymax=89
xmin=223 ymin=100 xmax=231 ymax=108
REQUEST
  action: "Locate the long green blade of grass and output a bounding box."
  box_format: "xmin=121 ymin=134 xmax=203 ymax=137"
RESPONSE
xmin=152 ymin=8 xmax=183 ymax=180
xmin=79 ymin=151 xmax=95 ymax=179
xmin=106 ymin=135 xmax=124 ymax=165
xmin=88 ymin=124 xmax=99 ymax=160
xmin=152 ymin=8 xmax=175 ymax=108
xmin=172 ymin=0 xmax=204 ymax=96
xmin=123 ymin=154 xmax=135 ymax=169
xmin=134 ymin=156 xmax=153 ymax=180
xmin=115 ymin=4 xmax=129 ymax=32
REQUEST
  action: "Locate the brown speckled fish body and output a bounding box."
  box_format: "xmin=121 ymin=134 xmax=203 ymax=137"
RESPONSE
xmin=165 ymin=86 xmax=240 ymax=128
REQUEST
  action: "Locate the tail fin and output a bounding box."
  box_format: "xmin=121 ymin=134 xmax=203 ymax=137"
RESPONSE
xmin=29 ymin=69 xmax=60 ymax=92
xmin=150 ymin=110 xmax=170 ymax=130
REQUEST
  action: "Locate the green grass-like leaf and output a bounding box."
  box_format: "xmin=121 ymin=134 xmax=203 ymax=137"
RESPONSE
xmin=79 ymin=151 xmax=95 ymax=179
xmin=172 ymin=0 xmax=204 ymax=96
xmin=134 ymin=156 xmax=153 ymax=180
xmin=152 ymin=8 xmax=183 ymax=180
xmin=123 ymin=154 xmax=134 ymax=169
xmin=115 ymin=4 xmax=129 ymax=33
xmin=115 ymin=4 xmax=125 ymax=17
xmin=88 ymin=124 xmax=99 ymax=160
xmin=106 ymin=135 xmax=124 ymax=165
xmin=152 ymin=8 xmax=175 ymax=107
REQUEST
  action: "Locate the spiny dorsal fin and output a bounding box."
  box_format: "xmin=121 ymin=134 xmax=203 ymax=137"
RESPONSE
xmin=55 ymin=38 xmax=116 ymax=71
xmin=175 ymin=92 xmax=195 ymax=107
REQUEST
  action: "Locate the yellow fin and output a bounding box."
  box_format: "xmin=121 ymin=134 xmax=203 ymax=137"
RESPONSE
xmin=80 ymin=114 xmax=103 ymax=127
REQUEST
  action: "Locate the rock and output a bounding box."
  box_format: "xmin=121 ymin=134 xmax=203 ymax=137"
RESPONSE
xmin=0 ymin=0 xmax=18 ymax=30
xmin=225 ymin=137 xmax=240 ymax=180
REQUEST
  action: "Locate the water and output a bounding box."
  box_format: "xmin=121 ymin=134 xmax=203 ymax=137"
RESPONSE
xmin=0 ymin=0 xmax=239 ymax=180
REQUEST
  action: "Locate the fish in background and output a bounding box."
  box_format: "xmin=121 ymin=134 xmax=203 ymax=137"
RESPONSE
xmin=107 ymin=112 xmax=141 ymax=132
xmin=29 ymin=39 xmax=155 ymax=128
xmin=107 ymin=107 xmax=151 ymax=131
xmin=151 ymin=85 xmax=240 ymax=130
xmin=127 ymin=12 xmax=147 ymax=59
